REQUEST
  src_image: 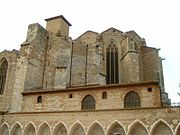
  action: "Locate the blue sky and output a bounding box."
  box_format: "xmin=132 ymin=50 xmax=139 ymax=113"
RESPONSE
xmin=0 ymin=0 xmax=179 ymax=102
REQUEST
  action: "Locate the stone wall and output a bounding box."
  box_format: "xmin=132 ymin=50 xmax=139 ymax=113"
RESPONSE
xmin=23 ymin=23 xmax=48 ymax=90
xmin=0 ymin=15 xmax=172 ymax=126
xmin=43 ymin=33 xmax=72 ymax=89
xmin=71 ymin=31 xmax=105 ymax=86
xmin=0 ymin=107 xmax=180 ymax=135
xmin=45 ymin=15 xmax=71 ymax=37
xmin=121 ymin=37 xmax=141 ymax=83
xmin=141 ymin=47 xmax=159 ymax=81
xmin=21 ymin=82 xmax=161 ymax=112
xmin=10 ymin=23 xmax=48 ymax=112
xmin=0 ymin=50 xmax=18 ymax=112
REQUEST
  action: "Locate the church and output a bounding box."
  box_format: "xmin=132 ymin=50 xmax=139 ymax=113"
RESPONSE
xmin=0 ymin=15 xmax=179 ymax=135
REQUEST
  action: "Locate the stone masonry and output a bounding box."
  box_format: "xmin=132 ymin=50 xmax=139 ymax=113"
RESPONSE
xmin=0 ymin=15 xmax=179 ymax=135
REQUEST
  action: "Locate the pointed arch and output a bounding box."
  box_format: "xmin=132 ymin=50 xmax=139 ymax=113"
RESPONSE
xmin=175 ymin=122 xmax=180 ymax=135
xmin=87 ymin=121 xmax=105 ymax=135
xmin=106 ymin=43 xmax=119 ymax=84
xmin=69 ymin=121 xmax=86 ymax=135
xmin=150 ymin=119 xmax=174 ymax=135
xmin=37 ymin=122 xmax=51 ymax=135
xmin=0 ymin=57 xmax=8 ymax=94
xmin=128 ymin=120 xmax=148 ymax=135
xmin=124 ymin=91 xmax=141 ymax=108
xmin=107 ymin=121 xmax=126 ymax=135
xmin=24 ymin=122 xmax=36 ymax=135
xmin=0 ymin=122 xmax=10 ymax=135
xmin=11 ymin=122 xmax=22 ymax=135
xmin=81 ymin=95 xmax=95 ymax=110
xmin=53 ymin=122 xmax=67 ymax=135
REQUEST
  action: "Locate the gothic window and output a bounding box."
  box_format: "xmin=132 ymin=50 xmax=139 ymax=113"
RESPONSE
xmin=81 ymin=95 xmax=95 ymax=110
xmin=37 ymin=96 xmax=42 ymax=103
xmin=106 ymin=44 xmax=119 ymax=84
xmin=102 ymin=92 xmax=107 ymax=99
xmin=124 ymin=91 xmax=141 ymax=108
xmin=0 ymin=58 xmax=8 ymax=94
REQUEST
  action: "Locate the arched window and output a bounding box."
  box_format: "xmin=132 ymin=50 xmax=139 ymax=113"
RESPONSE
xmin=0 ymin=58 xmax=8 ymax=94
xmin=102 ymin=92 xmax=107 ymax=99
xmin=124 ymin=91 xmax=141 ymax=108
xmin=81 ymin=95 xmax=95 ymax=110
xmin=106 ymin=43 xmax=119 ymax=84
xmin=37 ymin=96 xmax=42 ymax=103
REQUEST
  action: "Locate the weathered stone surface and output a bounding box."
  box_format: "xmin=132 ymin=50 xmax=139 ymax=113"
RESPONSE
xmin=0 ymin=15 xmax=176 ymax=135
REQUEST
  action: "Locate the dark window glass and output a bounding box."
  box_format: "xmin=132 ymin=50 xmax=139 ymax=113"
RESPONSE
xmin=37 ymin=96 xmax=42 ymax=103
xmin=106 ymin=49 xmax=110 ymax=84
xmin=0 ymin=58 xmax=8 ymax=94
xmin=115 ymin=49 xmax=119 ymax=83
xmin=111 ymin=50 xmax=114 ymax=83
xmin=106 ymin=44 xmax=119 ymax=84
xmin=81 ymin=95 xmax=95 ymax=110
xmin=124 ymin=91 xmax=141 ymax=108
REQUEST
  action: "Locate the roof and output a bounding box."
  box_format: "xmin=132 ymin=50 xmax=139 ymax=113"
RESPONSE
xmin=22 ymin=81 xmax=159 ymax=95
xmin=101 ymin=27 xmax=123 ymax=34
xmin=125 ymin=30 xmax=141 ymax=39
xmin=45 ymin=15 xmax=72 ymax=26
xmin=76 ymin=30 xmax=99 ymax=40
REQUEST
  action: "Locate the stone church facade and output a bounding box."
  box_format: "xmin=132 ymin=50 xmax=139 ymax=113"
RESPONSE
xmin=0 ymin=15 xmax=179 ymax=135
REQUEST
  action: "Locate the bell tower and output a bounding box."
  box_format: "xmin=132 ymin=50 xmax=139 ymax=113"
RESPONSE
xmin=45 ymin=15 xmax=71 ymax=38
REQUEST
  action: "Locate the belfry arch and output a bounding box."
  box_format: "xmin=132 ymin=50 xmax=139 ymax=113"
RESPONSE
xmin=0 ymin=123 xmax=9 ymax=135
xmin=69 ymin=122 xmax=85 ymax=135
xmin=11 ymin=122 xmax=22 ymax=135
xmin=24 ymin=122 xmax=36 ymax=135
xmin=37 ymin=122 xmax=51 ymax=135
xmin=87 ymin=122 xmax=105 ymax=135
xmin=107 ymin=121 xmax=126 ymax=135
xmin=128 ymin=121 xmax=148 ymax=135
xmin=151 ymin=120 xmax=173 ymax=135
xmin=175 ymin=123 xmax=180 ymax=135
xmin=53 ymin=122 xmax=67 ymax=135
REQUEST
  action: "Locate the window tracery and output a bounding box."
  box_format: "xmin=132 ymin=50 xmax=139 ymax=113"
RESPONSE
xmin=0 ymin=58 xmax=8 ymax=94
xmin=106 ymin=43 xmax=119 ymax=84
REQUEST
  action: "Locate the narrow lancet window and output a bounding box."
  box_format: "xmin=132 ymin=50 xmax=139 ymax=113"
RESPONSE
xmin=0 ymin=58 xmax=8 ymax=94
xmin=106 ymin=44 xmax=119 ymax=84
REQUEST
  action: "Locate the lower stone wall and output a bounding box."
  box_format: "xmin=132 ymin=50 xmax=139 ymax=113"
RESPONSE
xmin=21 ymin=83 xmax=161 ymax=112
xmin=0 ymin=107 xmax=180 ymax=135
